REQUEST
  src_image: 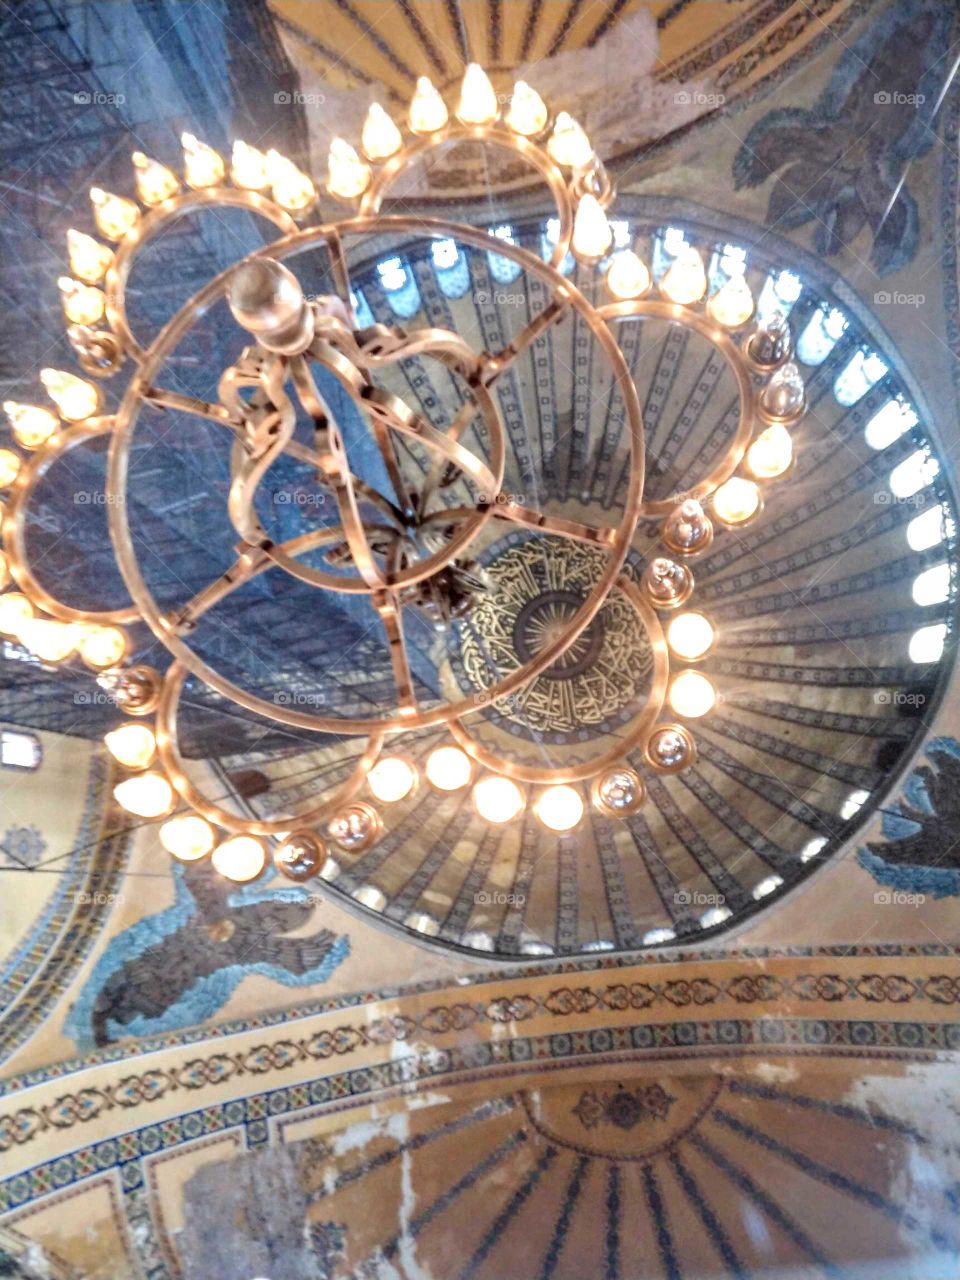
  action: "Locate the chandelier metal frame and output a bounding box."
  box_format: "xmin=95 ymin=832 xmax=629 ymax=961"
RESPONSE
xmin=0 ymin=70 xmax=805 ymax=896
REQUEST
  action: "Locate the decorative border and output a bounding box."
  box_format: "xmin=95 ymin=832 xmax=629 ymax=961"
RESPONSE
xmin=3 ymin=942 xmax=958 ymax=1097
xmin=1 ymin=1012 xmax=957 ymax=1216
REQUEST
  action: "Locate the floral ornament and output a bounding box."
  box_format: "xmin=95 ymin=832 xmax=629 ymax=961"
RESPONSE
xmin=0 ymin=825 xmax=47 ymax=868
xmin=858 ymin=737 xmax=960 ymax=898
xmin=572 ymin=1083 xmax=676 ymax=1131
xmin=732 ymin=0 xmax=955 ymax=276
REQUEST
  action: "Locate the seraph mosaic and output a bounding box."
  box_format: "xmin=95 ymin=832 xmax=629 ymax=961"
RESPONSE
xmin=733 ymin=0 xmax=955 ymax=275
xmin=65 ymin=861 xmax=350 ymax=1048
xmin=859 ymin=736 xmax=960 ymax=900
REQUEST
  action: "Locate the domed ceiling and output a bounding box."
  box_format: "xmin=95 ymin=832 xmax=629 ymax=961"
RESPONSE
xmin=1 ymin=3 xmax=960 ymax=1280
xmin=15 ymin=199 xmax=953 ymax=959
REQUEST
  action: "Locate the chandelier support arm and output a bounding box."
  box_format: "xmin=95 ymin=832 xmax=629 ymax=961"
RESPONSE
xmin=480 ymin=296 xmax=571 ymax=384
xmin=373 ymin=590 xmax=418 ymax=720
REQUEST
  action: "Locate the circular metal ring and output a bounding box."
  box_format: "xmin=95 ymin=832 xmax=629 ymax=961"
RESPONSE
xmin=448 ymin=575 xmax=668 ymax=784
xmin=598 ymin=298 xmax=757 ymax=518
xmin=155 ymin=663 xmax=384 ymax=834
xmin=2 ymin=419 xmax=140 ymax=625
xmin=358 ymin=125 xmax=574 ymax=272
xmin=105 ymin=188 xmax=298 ymax=362
xmin=107 ymin=215 xmax=644 ymax=735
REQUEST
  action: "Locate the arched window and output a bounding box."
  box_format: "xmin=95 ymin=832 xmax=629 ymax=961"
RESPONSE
xmin=864 ymin=398 xmax=917 ymax=450
xmin=652 ymin=225 xmax=689 ymax=283
xmin=796 ymin=306 xmax=847 ymax=365
xmin=834 ymin=349 xmax=887 ymax=406
xmin=889 ymin=450 xmax=939 ymax=499
xmin=0 ymin=729 xmax=42 ymax=771
xmin=840 ymin=790 xmax=869 ymax=820
xmin=909 ymin=622 xmax=947 ymax=663
xmin=487 ymin=224 xmax=522 ymax=284
xmin=708 ymin=243 xmax=747 ymax=293
xmin=912 ymin=563 xmax=950 ymax=607
xmin=430 ymin=238 xmax=470 ymax=298
xmin=375 ymin=256 xmax=422 ymax=318
xmin=755 ymin=269 xmax=802 ymax=324
xmin=907 ymin=504 xmax=948 ymax=551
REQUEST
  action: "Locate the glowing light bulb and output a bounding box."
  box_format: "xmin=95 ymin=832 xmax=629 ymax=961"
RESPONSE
xmin=160 ymin=814 xmax=215 ymax=861
xmin=666 ymin=612 xmax=715 ymax=661
xmin=368 ymin=755 xmax=418 ymax=802
xmin=547 ymin=112 xmax=593 ymax=168
xmin=713 ymin=476 xmax=761 ymax=526
xmin=275 ymin=832 xmax=325 ymax=881
xmin=747 ymin=423 xmax=793 ymax=480
xmin=89 ymin=187 xmax=140 ymax=240
xmin=425 ymin=745 xmax=472 ymax=791
xmin=668 ymin=670 xmax=717 ymax=718
xmin=4 ymin=401 xmax=59 ymax=447
xmin=505 ymin=80 xmax=547 ymax=135
xmin=759 ymin=361 xmax=806 ymax=421
xmin=456 ymin=63 xmax=498 ymax=125
xmin=104 ymin=723 xmax=156 ymax=770
xmin=181 ymin=132 xmax=224 ymax=188
xmin=706 ymin=273 xmax=754 ymax=328
xmin=230 ymin=140 xmax=270 ymax=190
xmin=472 ymin=775 xmax=525 ymax=824
xmin=0 ymin=593 xmax=34 ymax=635
xmin=78 ymin=624 xmax=128 ymax=670
xmin=212 ymin=835 xmax=266 ymax=882
xmin=58 ymin=277 xmax=105 ymax=326
xmin=266 ymin=150 xmax=316 ymax=211
xmin=606 ymin=250 xmax=650 ymax=299
xmin=408 ymin=76 xmax=448 ymax=134
xmin=39 ymin=369 xmax=100 ymax=422
xmin=660 ymin=246 xmax=707 ymax=305
xmin=326 ymin=137 xmax=371 ymax=199
xmin=592 ymin=767 xmax=645 ymax=816
xmin=0 ymin=449 xmax=20 ymax=489
xmin=114 ymin=771 xmax=174 ymax=818
xmin=66 ymin=229 xmax=114 ymax=283
xmin=18 ymin=617 xmax=78 ymax=663
xmin=572 ymin=194 xmax=612 ymax=261
xmin=534 ymin=784 xmax=584 ymax=833
xmin=131 ymin=151 xmax=179 ymax=203
xmin=662 ymin=498 xmax=712 ymax=555
xmin=361 ymin=103 xmax=403 ymax=160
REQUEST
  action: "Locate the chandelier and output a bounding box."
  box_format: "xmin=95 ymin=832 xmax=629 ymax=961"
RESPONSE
xmin=0 ymin=67 xmax=806 ymax=891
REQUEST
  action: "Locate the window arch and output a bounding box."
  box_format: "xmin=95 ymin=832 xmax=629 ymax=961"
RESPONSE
xmin=796 ymin=305 xmax=847 ymax=365
xmin=0 ymin=729 xmax=42 ymax=771
xmin=864 ymin=397 xmax=917 ymax=450
xmin=834 ymin=348 xmax=888 ymax=406
xmin=375 ymin=256 xmax=422 ymax=318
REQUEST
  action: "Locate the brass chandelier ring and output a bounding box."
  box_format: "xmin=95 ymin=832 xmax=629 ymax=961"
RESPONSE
xmin=105 ymin=188 xmax=299 ymax=362
xmin=598 ymin=300 xmax=758 ymax=519
xmin=3 ymin=418 xmax=140 ymax=626
xmin=155 ymin=663 xmax=385 ymax=835
xmin=105 ymin=216 xmax=645 ymax=735
xmin=357 ymin=124 xmax=575 ymax=272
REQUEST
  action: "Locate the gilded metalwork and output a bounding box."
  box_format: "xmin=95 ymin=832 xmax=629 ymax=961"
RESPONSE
xmin=0 ymin=78 xmax=806 ymax=903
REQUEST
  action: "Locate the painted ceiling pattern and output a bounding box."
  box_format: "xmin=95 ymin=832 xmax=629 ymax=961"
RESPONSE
xmin=1 ymin=947 xmax=958 ymax=1279
xmin=1 ymin=3 xmax=959 ymax=1278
